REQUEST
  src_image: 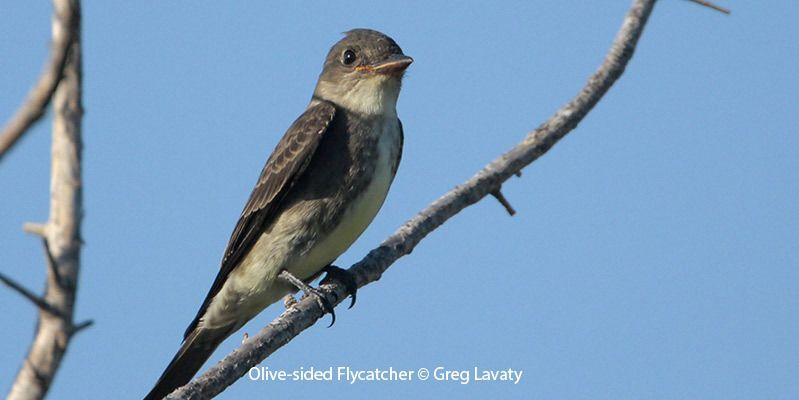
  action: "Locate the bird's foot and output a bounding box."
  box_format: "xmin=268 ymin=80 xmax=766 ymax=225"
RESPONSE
xmin=320 ymin=264 xmax=358 ymax=309
xmin=278 ymin=270 xmax=336 ymax=327
xmin=283 ymin=294 xmax=298 ymax=309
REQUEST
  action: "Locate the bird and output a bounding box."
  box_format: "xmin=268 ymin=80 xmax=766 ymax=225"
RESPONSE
xmin=144 ymin=29 xmax=412 ymax=399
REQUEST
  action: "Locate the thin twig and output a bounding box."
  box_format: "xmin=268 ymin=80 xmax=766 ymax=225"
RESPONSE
xmin=42 ymin=238 xmax=67 ymax=289
xmin=23 ymin=222 xmax=47 ymax=237
xmin=168 ymin=1 xmax=659 ymax=398
xmin=0 ymin=3 xmax=78 ymax=162
xmin=0 ymin=273 xmax=66 ymax=319
xmin=687 ymin=0 xmax=730 ymax=14
xmin=69 ymin=319 xmax=94 ymax=336
xmin=490 ymin=188 xmax=516 ymax=216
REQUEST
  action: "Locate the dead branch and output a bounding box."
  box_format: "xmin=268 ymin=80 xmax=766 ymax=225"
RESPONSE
xmin=5 ymin=1 xmax=85 ymax=399
xmin=0 ymin=0 xmax=78 ymax=163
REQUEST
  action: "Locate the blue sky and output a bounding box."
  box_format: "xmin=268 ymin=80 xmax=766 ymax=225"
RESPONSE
xmin=1 ymin=1 xmax=797 ymax=399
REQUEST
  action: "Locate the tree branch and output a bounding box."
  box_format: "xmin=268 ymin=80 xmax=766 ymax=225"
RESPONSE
xmin=6 ymin=1 xmax=85 ymax=399
xmin=687 ymin=0 xmax=731 ymax=14
xmin=0 ymin=0 xmax=78 ymax=163
xmin=0 ymin=273 xmax=67 ymax=319
xmin=168 ymin=0 xmax=661 ymax=398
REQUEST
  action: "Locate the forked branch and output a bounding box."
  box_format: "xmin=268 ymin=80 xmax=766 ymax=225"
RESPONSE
xmin=4 ymin=1 xmax=86 ymax=399
xmin=0 ymin=0 xmax=78 ymax=162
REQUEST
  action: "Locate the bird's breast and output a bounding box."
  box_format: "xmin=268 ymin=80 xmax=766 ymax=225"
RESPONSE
xmin=290 ymin=118 xmax=401 ymax=278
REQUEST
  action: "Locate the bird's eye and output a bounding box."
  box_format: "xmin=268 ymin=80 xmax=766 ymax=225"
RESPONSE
xmin=342 ymin=49 xmax=356 ymax=65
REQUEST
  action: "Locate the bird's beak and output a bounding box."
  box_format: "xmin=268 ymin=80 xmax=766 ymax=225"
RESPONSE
xmin=361 ymin=54 xmax=413 ymax=75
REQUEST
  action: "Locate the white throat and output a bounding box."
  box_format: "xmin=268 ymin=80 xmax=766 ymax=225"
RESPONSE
xmin=315 ymin=76 xmax=401 ymax=117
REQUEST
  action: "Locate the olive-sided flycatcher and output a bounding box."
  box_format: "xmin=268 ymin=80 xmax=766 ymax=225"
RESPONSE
xmin=144 ymin=29 xmax=412 ymax=399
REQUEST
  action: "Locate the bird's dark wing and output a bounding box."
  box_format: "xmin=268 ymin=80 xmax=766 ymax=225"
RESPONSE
xmin=184 ymin=101 xmax=336 ymax=338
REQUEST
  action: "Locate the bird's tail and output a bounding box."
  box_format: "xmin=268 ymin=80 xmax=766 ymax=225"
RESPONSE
xmin=143 ymin=326 xmax=229 ymax=400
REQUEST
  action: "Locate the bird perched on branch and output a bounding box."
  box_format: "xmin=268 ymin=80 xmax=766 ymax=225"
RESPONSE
xmin=144 ymin=28 xmax=412 ymax=399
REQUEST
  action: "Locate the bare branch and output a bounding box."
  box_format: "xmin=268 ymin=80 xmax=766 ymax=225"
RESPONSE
xmin=168 ymin=0 xmax=659 ymax=398
xmin=22 ymin=222 xmax=69 ymax=288
xmin=23 ymin=222 xmax=47 ymax=237
xmin=687 ymin=0 xmax=730 ymax=15
xmin=6 ymin=0 xmax=85 ymax=399
xmin=69 ymin=319 xmax=94 ymax=336
xmin=0 ymin=273 xmax=66 ymax=319
xmin=0 ymin=1 xmax=78 ymax=163
xmin=490 ymin=188 xmax=516 ymax=216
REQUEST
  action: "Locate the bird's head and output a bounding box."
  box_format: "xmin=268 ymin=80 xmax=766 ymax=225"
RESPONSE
xmin=314 ymin=29 xmax=413 ymax=117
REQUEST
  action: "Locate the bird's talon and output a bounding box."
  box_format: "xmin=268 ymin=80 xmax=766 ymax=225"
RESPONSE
xmin=312 ymin=288 xmax=336 ymax=327
xmin=321 ymin=265 xmax=358 ymax=309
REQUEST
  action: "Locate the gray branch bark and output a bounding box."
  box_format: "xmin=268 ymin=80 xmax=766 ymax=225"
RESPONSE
xmin=5 ymin=1 xmax=85 ymax=399
xmin=168 ymin=0 xmax=657 ymax=398
xmin=0 ymin=0 xmax=78 ymax=163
